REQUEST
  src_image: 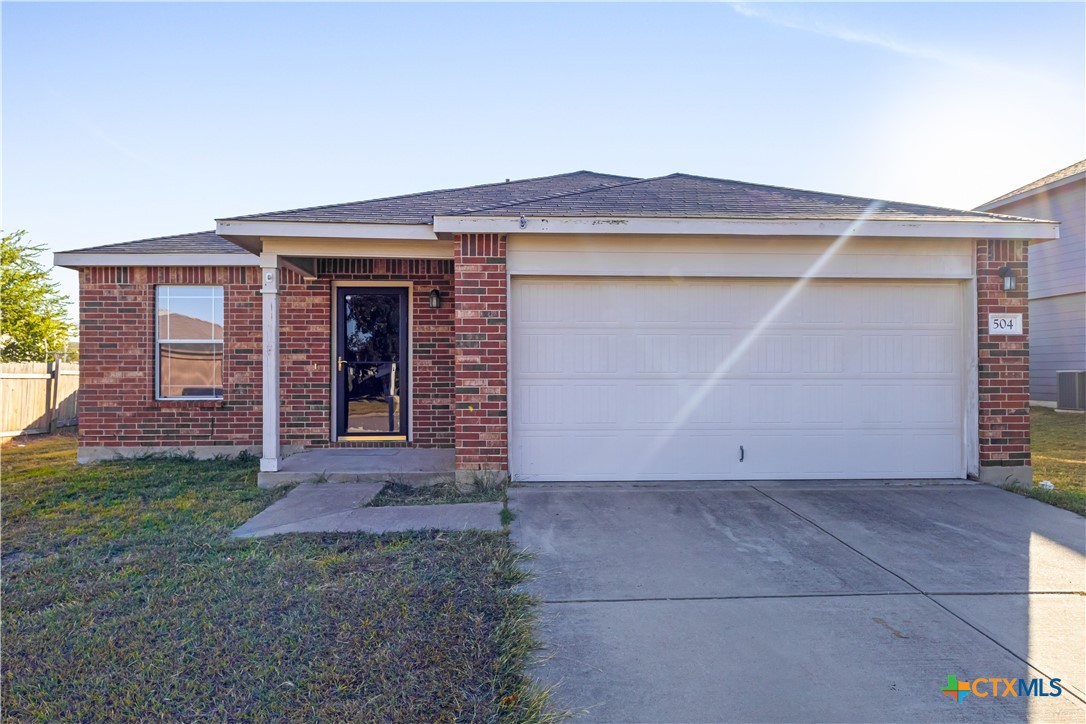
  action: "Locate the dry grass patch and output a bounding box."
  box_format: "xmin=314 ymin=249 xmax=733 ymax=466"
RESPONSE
xmin=1 ymin=435 xmax=552 ymax=721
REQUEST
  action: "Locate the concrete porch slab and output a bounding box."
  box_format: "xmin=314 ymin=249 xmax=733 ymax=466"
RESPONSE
xmin=257 ymin=448 xmax=454 ymax=488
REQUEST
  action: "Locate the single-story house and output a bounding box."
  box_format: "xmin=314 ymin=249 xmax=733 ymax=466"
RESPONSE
xmin=55 ymin=171 xmax=1059 ymax=486
xmin=976 ymin=160 xmax=1085 ymax=408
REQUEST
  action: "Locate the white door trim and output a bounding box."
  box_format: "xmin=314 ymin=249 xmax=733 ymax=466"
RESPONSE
xmin=329 ymin=280 xmax=414 ymax=443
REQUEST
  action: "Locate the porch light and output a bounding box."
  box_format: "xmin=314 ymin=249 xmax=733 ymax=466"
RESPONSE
xmin=429 ymin=289 xmax=443 ymax=309
xmin=998 ymin=265 xmax=1017 ymax=291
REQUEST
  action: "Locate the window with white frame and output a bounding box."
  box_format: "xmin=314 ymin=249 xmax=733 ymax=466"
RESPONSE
xmin=156 ymin=286 xmax=224 ymax=399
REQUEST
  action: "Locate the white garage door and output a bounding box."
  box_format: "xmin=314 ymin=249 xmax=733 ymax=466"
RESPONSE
xmin=510 ymin=278 xmax=965 ymax=481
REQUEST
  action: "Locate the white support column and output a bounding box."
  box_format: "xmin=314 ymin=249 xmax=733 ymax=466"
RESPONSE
xmin=260 ymin=254 xmax=281 ymax=472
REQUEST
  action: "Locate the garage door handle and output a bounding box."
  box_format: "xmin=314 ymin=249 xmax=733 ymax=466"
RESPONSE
xmin=739 ymin=445 xmax=744 ymax=462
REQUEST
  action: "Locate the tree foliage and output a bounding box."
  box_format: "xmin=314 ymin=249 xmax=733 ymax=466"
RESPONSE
xmin=1 ymin=230 xmax=74 ymax=361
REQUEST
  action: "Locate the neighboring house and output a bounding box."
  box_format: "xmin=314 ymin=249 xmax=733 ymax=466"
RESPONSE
xmin=55 ymin=171 xmax=1058 ymax=486
xmin=976 ymin=160 xmax=1086 ymax=406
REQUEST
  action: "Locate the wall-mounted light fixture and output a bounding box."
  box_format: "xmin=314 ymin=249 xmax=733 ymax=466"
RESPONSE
xmin=429 ymin=289 xmax=443 ymax=309
xmin=998 ymin=265 xmax=1017 ymax=292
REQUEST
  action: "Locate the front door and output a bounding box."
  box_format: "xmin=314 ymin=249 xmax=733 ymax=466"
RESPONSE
xmin=336 ymin=287 xmax=408 ymax=438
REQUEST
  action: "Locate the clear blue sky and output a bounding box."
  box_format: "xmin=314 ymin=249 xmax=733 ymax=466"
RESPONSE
xmin=4 ymin=2 xmax=1083 ymax=315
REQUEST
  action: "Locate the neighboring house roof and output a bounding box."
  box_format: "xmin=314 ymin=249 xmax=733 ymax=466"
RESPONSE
xmin=222 ymin=171 xmax=638 ymax=224
xmin=59 ymin=230 xmax=249 ymax=256
xmin=977 ymin=159 xmax=1086 ymax=210
xmin=158 ymin=311 xmax=224 ymax=340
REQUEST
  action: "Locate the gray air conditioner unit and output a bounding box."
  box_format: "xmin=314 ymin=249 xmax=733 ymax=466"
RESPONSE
xmin=1056 ymin=371 xmax=1086 ymax=411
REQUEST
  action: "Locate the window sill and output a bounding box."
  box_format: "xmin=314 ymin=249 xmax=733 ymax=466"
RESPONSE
xmin=337 ymin=435 xmax=408 ymax=442
xmin=152 ymin=399 xmax=225 ymax=409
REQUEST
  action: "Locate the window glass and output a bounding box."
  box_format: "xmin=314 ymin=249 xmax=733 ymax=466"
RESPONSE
xmin=157 ymin=286 xmax=223 ymax=341
xmin=157 ymin=286 xmax=224 ymax=399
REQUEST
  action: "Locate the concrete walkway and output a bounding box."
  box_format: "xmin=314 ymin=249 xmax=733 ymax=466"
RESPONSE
xmin=232 ymin=482 xmax=503 ymax=537
xmin=510 ymin=482 xmax=1086 ymax=722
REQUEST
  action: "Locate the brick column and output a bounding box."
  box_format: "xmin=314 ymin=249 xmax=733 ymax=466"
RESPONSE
xmin=977 ymin=239 xmax=1031 ymax=485
xmin=453 ymin=233 xmax=509 ymax=485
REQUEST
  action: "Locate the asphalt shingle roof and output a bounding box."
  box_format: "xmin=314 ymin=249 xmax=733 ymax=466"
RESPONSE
xmin=463 ymin=173 xmax=1034 ymax=222
xmin=223 ymin=171 xmax=638 ymax=224
xmin=978 ymin=159 xmax=1086 ymax=208
xmin=66 ymin=171 xmax=1048 ymax=256
xmin=61 ymin=230 xmax=249 ymax=255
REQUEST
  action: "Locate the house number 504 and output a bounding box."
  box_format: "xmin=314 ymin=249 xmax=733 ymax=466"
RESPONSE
xmin=988 ymin=313 xmax=1023 ymax=335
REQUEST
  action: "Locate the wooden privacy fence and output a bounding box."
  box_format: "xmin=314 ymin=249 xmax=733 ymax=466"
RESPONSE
xmin=1 ymin=362 xmax=80 ymax=438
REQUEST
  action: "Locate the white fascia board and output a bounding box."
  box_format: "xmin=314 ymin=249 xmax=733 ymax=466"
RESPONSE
xmin=434 ymin=215 xmax=1060 ymax=240
xmin=53 ymin=252 xmax=259 ymax=268
xmin=975 ymin=171 xmax=1086 ymax=212
xmin=215 ymin=218 xmax=438 ymax=241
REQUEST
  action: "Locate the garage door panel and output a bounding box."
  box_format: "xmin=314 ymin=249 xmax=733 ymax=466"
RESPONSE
xmin=797 ymin=336 xmax=846 ymax=373
xmin=514 ymin=432 xmax=743 ymax=481
xmin=571 ymin=334 xmax=618 ymax=373
xmin=517 ymin=334 xmax=564 ymax=373
xmin=860 ymin=383 xmax=960 ymax=427
xmin=686 ymin=385 xmax=734 ymax=424
xmin=861 ymin=283 xmax=960 ymax=326
xmin=511 ymin=279 xmax=965 ymax=481
xmin=908 ymin=433 xmax=962 ymax=474
xmin=689 ymin=335 xmax=734 ymax=373
xmin=742 ymin=435 xmax=849 ymax=476
xmin=798 ymin=385 xmax=847 ymax=423
xmin=517 ymin=383 xmax=620 ymax=428
xmin=913 ymin=335 xmax=957 ymax=373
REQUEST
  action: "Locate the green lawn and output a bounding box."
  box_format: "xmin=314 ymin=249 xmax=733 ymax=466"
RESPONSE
xmin=1 ymin=434 xmax=550 ymax=722
xmin=1011 ymin=407 xmax=1086 ymax=516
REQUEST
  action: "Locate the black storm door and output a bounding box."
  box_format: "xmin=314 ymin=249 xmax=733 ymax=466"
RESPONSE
xmin=336 ymin=287 xmax=408 ymax=437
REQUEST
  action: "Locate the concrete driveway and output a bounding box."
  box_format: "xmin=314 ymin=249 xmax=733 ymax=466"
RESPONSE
xmin=509 ymin=481 xmax=1086 ymax=723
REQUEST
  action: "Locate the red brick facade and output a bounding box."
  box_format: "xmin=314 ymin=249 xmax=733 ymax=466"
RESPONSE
xmin=278 ymin=259 xmax=455 ymax=449
xmin=78 ymin=266 xmax=262 ymax=454
xmin=75 ymin=238 xmax=1030 ymax=481
xmin=453 ymin=234 xmax=509 ymax=477
xmin=976 ymin=239 xmax=1031 ymax=471
xmin=77 ymin=260 xmax=455 ymax=457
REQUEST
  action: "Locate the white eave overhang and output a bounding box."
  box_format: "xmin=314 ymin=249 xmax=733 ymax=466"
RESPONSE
xmin=433 ymin=215 xmax=1060 ymax=240
xmin=54 ymin=252 xmax=259 ymax=269
xmin=54 ymin=212 xmax=1060 ymax=270
xmin=216 ymin=218 xmax=438 ymax=243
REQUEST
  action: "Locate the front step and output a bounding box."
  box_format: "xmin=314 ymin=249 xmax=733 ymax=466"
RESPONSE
xmin=257 ymin=448 xmax=455 ymax=489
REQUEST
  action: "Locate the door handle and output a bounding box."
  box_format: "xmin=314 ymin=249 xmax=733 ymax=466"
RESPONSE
xmin=337 ymin=356 xmax=346 ymax=371
xmin=739 ymin=445 xmax=745 ymax=462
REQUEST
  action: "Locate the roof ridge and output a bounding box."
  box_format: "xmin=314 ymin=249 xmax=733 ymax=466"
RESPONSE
xmin=219 ymin=171 xmax=637 ymax=222
xmin=461 ymin=173 xmax=674 ymax=215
